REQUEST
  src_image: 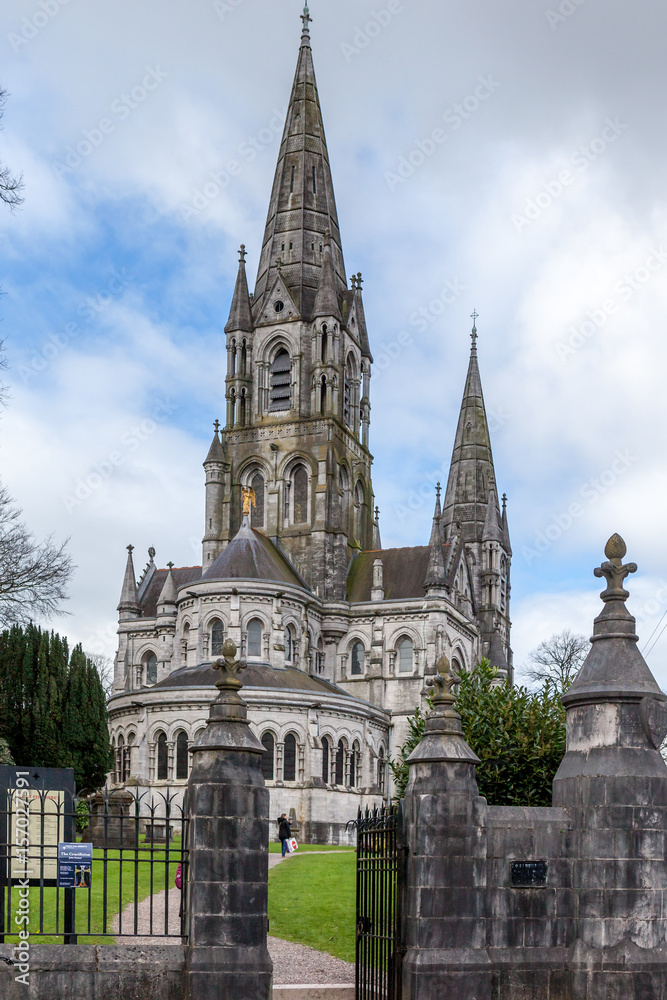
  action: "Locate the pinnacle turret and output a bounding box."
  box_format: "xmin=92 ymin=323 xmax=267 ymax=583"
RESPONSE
xmin=157 ymin=562 xmax=177 ymax=616
xmin=204 ymin=420 xmax=226 ymax=465
xmin=425 ymin=484 xmax=447 ymax=591
xmin=312 ymin=229 xmax=342 ymax=320
xmin=117 ymin=545 xmax=140 ymax=620
xmin=225 ymin=245 xmax=254 ymax=334
xmin=482 ymin=487 xmax=503 ymax=543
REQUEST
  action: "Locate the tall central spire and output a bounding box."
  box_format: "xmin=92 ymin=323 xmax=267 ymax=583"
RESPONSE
xmin=252 ymin=8 xmax=347 ymax=320
xmin=442 ymin=320 xmax=497 ymax=537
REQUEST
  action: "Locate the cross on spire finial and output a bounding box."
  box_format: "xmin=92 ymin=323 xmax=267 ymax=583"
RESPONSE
xmin=213 ymin=419 xmax=220 ymax=435
xmin=470 ymin=310 xmax=479 ymax=350
xmin=350 ymin=274 xmax=357 ymax=289
xmin=127 ymin=544 xmax=134 ymax=554
xmin=301 ymin=4 xmax=311 ymax=32
xmin=167 ymin=561 xmax=174 ymax=571
xmin=356 ymin=272 xmax=363 ymax=289
xmin=436 ymin=482 xmax=441 ymax=499
xmin=238 ymin=244 xmax=247 ymax=263
xmin=502 ymin=492 xmax=507 ymax=511
xmin=375 ymin=506 xmax=380 ymax=521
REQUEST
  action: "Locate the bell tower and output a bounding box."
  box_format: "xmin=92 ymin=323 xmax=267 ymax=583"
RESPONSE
xmin=203 ymin=7 xmax=376 ymax=600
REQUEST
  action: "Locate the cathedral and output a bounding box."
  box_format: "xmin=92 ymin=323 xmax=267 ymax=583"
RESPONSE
xmin=107 ymin=8 xmax=512 ymax=843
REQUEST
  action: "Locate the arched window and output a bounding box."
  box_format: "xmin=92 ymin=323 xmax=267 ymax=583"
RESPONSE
xmin=239 ymin=387 xmax=247 ymax=426
xmin=247 ymin=619 xmax=263 ymax=658
xmin=378 ymin=747 xmax=386 ymax=794
xmin=316 ymin=638 xmax=324 ymax=674
xmin=229 ymin=388 xmax=236 ymax=426
xmin=241 ymin=339 xmax=247 ymax=375
xmin=261 ymin=732 xmax=275 ymax=781
xmin=117 ymin=734 xmax=125 ymax=782
xmin=285 ymin=624 xmax=296 ymax=664
xmin=322 ymin=736 xmax=331 ymax=784
xmin=293 ymin=466 xmax=309 ymax=523
xmin=397 ymin=637 xmax=414 ymax=672
xmin=269 ymin=349 xmax=291 ymax=412
xmin=351 ymin=642 xmax=364 ymax=676
xmin=321 ymin=325 xmax=328 ymax=362
xmin=156 ymin=732 xmax=168 ymax=781
xmin=350 ymin=741 xmax=360 ymax=788
xmin=210 ymin=619 xmax=224 ymax=658
xmin=182 ymin=623 xmax=190 ymax=667
xmin=231 ymin=339 xmax=237 ymax=375
xmin=251 ymin=471 xmax=265 ymax=528
xmin=144 ymin=652 xmax=157 ymax=686
xmin=176 ymin=731 xmax=189 ymax=780
xmin=335 ymin=740 xmax=346 ymax=785
xmin=284 ymin=733 xmax=297 ymax=782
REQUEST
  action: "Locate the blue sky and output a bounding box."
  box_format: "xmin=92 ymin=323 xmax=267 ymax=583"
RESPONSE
xmin=1 ymin=0 xmax=667 ymax=684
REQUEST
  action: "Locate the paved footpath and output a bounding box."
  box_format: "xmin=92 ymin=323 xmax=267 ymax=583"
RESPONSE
xmin=111 ymin=849 xmax=355 ymax=985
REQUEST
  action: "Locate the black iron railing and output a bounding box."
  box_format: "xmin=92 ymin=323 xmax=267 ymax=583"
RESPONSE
xmin=352 ymin=803 xmax=406 ymax=1000
xmin=0 ymin=785 xmax=188 ymax=943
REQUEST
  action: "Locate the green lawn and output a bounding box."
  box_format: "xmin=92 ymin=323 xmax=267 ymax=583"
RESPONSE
xmin=268 ymin=851 xmax=356 ymax=962
xmin=2 ymin=838 xmax=182 ymax=944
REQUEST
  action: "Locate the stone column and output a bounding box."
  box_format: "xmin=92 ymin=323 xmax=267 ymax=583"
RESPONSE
xmin=553 ymin=534 xmax=667 ymax=995
xmin=402 ymin=655 xmax=491 ymax=1000
xmin=185 ymin=639 xmax=272 ymax=1000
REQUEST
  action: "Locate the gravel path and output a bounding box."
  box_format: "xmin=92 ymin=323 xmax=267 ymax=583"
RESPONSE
xmin=110 ymin=849 xmax=356 ymax=984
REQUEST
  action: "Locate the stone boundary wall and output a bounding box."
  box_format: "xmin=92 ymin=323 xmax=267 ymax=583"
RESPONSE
xmin=0 ymin=944 xmax=185 ymax=1000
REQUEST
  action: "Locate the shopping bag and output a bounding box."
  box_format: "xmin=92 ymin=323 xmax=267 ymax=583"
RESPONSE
xmin=288 ymin=838 xmax=298 ymax=852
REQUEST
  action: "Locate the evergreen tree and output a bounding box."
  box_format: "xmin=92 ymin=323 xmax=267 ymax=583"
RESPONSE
xmin=0 ymin=625 xmax=113 ymax=789
xmin=391 ymin=659 xmax=566 ymax=807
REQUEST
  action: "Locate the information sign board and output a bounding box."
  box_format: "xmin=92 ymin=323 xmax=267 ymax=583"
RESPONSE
xmin=57 ymin=842 xmax=92 ymax=888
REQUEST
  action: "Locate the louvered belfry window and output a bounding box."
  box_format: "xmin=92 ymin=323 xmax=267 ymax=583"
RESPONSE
xmin=269 ymin=349 xmax=291 ymax=412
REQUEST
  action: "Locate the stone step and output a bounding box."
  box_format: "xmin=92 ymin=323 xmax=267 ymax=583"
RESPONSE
xmin=273 ymin=987 xmax=354 ymax=1000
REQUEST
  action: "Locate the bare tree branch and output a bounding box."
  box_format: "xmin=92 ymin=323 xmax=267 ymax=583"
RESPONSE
xmin=0 ymin=482 xmax=73 ymax=627
xmin=85 ymin=652 xmax=114 ymax=698
xmin=0 ymin=88 xmax=24 ymax=211
xmin=525 ymin=628 xmax=589 ymax=692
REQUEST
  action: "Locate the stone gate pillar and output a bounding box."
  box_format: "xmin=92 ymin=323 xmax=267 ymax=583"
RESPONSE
xmin=401 ymin=655 xmax=491 ymax=1000
xmin=185 ymin=639 xmax=272 ymax=1000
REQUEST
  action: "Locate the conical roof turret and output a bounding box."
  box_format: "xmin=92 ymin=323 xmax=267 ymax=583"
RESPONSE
xmin=204 ymin=421 xmax=226 ymax=465
xmin=443 ymin=318 xmax=497 ymax=538
xmin=157 ymin=562 xmax=177 ymax=616
xmin=225 ymin=245 xmax=254 ymax=334
xmin=252 ymin=8 xmax=347 ymax=320
xmin=117 ymin=545 xmax=140 ymax=619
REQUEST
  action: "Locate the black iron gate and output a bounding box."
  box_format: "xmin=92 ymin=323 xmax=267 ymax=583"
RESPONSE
xmin=354 ymin=803 xmax=406 ymax=1000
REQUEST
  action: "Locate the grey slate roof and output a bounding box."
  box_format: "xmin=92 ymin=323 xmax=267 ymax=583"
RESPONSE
xmin=202 ymin=521 xmax=308 ymax=589
xmin=154 ymin=660 xmax=360 ymax=699
xmin=347 ymin=544 xmax=453 ymax=602
xmin=138 ymin=566 xmax=202 ymax=618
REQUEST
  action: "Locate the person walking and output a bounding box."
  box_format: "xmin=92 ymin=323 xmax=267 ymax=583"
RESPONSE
xmin=278 ymin=813 xmax=291 ymax=857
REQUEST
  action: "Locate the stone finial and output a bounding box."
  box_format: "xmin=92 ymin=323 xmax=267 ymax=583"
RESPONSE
xmin=431 ymin=655 xmax=457 ymax=709
xmin=239 ymin=244 xmax=247 ymax=263
xmin=593 ymin=533 xmax=637 ymax=603
xmin=212 ymin=638 xmax=248 ymax=693
xmin=148 ymin=546 xmax=156 ymax=563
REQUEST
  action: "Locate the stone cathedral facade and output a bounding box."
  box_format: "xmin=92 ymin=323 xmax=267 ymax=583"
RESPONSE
xmin=106 ymin=10 xmax=513 ymax=842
